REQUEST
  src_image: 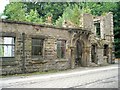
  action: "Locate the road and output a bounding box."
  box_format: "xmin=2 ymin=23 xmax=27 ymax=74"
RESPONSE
xmin=1 ymin=64 xmax=119 ymax=88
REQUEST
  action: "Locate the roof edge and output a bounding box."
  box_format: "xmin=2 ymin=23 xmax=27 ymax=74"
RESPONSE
xmin=0 ymin=19 xmax=91 ymax=32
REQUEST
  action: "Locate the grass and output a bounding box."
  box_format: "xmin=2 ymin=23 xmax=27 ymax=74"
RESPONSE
xmin=1 ymin=68 xmax=72 ymax=78
xmin=1 ymin=63 xmax=114 ymax=78
xmin=0 ymin=69 xmax=62 ymax=78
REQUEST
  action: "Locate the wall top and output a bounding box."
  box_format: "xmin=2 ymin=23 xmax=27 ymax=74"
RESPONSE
xmin=1 ymin=19 xmax=91 ymax=33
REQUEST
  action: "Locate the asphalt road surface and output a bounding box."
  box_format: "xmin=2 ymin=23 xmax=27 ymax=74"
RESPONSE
xmin=1 ymin=64 xmax=119 ymax=88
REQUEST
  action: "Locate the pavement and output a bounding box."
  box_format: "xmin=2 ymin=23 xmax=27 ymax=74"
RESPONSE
xmin=1 ymin=63 xmax=119 ymax=88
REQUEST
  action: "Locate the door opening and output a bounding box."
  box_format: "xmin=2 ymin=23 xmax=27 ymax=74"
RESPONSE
xmin=75 ymin=40 xmax=83 ymax=67
xmin=91 ymin=44 xmax=97 ymax=64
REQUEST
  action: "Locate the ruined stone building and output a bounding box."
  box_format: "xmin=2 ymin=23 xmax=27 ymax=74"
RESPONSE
xmin=0 ymin=12 xmax=114 ymax=75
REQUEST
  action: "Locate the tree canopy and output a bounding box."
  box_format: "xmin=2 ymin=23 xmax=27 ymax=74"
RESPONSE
xmin=4 ymin=2 xmax=26 ymax=21
xmin=112 ymin=2 xmax=120 ymax=58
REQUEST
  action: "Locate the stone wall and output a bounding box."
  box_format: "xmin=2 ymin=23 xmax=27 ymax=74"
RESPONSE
xmin=82 ymin=13 xmax=114 ymax=65
xmin=0 ymin=20 xmax=71 ymax=75
xmin=81 ymin=13 xmax=94 ymax=31
xmin=91 ymin=12 xmax=114 ymax=64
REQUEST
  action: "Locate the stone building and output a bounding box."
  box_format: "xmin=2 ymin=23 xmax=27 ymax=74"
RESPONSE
xmin=0 ymin=12 xmax=114 ymax=75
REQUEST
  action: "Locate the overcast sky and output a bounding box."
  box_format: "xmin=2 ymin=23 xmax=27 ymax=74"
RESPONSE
xmin=0 ymin=0 xmax=9 ymax=13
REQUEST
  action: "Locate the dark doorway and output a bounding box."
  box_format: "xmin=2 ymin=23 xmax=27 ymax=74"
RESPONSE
xmin=104 ymin=44 xmax=109 ymax=63
xmin=75 ymin=40 xmax=83 ymax=67
xmin=104 ymin=44 xmax=109 ymax=56
xmin=91 ymin=44 xmax=97 ymax=64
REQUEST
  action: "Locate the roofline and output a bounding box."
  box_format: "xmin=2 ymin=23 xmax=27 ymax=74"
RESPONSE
xmin=0 ymin=19 xmax=91 ymax=33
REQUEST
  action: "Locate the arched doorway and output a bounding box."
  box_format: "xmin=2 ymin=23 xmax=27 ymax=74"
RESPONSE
xmin=75 ymin=40 xmax=84 ymax=67
xmin=70 ymin=32 xmax=91 ymax=68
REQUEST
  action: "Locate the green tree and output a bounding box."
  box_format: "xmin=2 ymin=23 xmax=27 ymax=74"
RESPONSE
xmin=4 ymin=2 xmax=26 ymax=21
xmin=55 ymin=4 xmax=91 ymax=27
xmin=84 ymin=2 xmax=117 ymax=16
xmin=113 ymin=2 xmax=120 ymax=58
xmin=25 ymin=9 xmax=43 ymax=24
xmin=24 ymin=2 xmax=69 ymax=23
xmin=4 ymin=2 xmax=43 ymax=24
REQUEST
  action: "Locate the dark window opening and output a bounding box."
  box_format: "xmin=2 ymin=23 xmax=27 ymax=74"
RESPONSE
xmin=94 ymin=23 xmax=101 ymax=37
xmin=57 ymin=40 xmax=66 ymax=58
xmin=0 ymin=37 xmax=15 ymax=57
xmin=104 ymin=44 xmax=108 ymax=56
xmin=91 ymin=45 xmax=96 ymax=63
xmin=32 ymin=38 xmax=44 ymax=58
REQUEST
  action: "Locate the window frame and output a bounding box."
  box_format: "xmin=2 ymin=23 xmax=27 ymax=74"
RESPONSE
xmin=94 ymin=23 xmax=101 ymax=38
xmin=57 ymin=40 xmax=66 ymax=59
xmin=0 ymin=36 xmax=15 ymax=58
xmin=31 ymin=38 xmax=44 ymax=58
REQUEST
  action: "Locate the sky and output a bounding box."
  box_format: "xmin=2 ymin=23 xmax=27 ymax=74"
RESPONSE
xmin=0 ymin=0 xmax=9 ymax=13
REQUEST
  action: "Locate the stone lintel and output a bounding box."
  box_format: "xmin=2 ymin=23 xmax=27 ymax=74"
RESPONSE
xmin=0 ymin=32 xmax=16 ymax=37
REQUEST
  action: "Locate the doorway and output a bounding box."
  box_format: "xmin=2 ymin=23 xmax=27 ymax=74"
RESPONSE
xmin=104 ymin=44 xmax=109 ymax=63
xmin=75 ymin=40 xmax=83 ymax=67
xmin=91 ymin=44 xmax=97 ymax=64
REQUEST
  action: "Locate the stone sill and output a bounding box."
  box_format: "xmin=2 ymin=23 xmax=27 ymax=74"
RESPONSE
xmin=2 ymin=62 xmax=18 ymax=66
xmin=103 ymin=56 xmax=108 ymax=58
xmin=29 ymin=60 xmax=47 ymax=64
xmin=55 ymin=59 xmax=68 ymax=62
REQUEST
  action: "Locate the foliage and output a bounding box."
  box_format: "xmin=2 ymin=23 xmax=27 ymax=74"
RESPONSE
xmin=4 ymin=2 xmax=117 ymax=24
xmin=112 ymin=2 xmax=120 ymax=58
xmin=55 ymin=16 xmax=64 ymax=27
xmin=55 ymin=4 xmax=91 ymax=27
xmin=25 ymin=9 xmax=43 ymax=24
xmin=84 ymin=2 xmax=117 ymax=16
xmin=24 ymin=2 xmax=69 ymax=23
xmin=3 ymin=2 xmax=43 ymax=24
xmin=4 ymin=2 xmax=26 ymax=21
